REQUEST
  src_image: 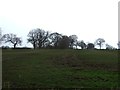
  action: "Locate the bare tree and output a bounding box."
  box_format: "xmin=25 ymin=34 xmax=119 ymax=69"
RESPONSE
xmin=77 ymin=40 xmax=86 ymax=49
xmin=27 ymin=28 xmax=50 ymax=49
xmin=36 ymin=28 xmax=49 ymax=48
xmin=95 ymin=38 xmax=105 ymax=49
xmin=27 ymin=29 xmax=38 ymax=49
xmin=69 ymin=35 xmax=78 ymax=48
xmin=49 ymin=32 xmax=62 ymax=48
xmin=2 ymin=33 xmax=22 ymax=48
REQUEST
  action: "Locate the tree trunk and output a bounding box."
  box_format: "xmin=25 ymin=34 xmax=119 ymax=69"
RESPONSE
xmin=33 ymin=42 xmax=36 ymax=49
xmin=14 ymin=43 xmax=17 ymax=49
xmin=38 ymin=42 xmax=42 ymax=49
xmin=100 ymin=44 xmax=101 ymax=49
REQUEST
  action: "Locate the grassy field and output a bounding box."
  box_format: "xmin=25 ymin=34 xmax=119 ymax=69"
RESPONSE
xmin=2 ymin=49 xmax=119 ymax=88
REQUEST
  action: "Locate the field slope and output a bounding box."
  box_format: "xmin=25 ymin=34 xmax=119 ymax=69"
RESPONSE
xmin=2 ymin=49 xmax=119 ymax=88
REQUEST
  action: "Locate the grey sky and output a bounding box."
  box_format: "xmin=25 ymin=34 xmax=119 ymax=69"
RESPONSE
xmin=0 ymin=0 xmax=119 ymax=48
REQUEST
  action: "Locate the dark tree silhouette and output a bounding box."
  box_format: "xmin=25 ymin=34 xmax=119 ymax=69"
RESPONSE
xmin=27 ymin=29 xmax=38 ymax=49
xmin=2 ymin=33 xmax=22 ymax=48
xmin=49 ymin=32 xmax=62 ymax=48
xmin=58 ymin=35 xmax=70 ymax=49
xmin=69 ymin=35 xmax=78 ymax=48
xmin=87 ymin=43 xmax=94 ymax=49
xmin=77 ymin=40 xmax=86 ymax=49
xmin=28 ymin=28 xmax=49 ymax=49
xmin=95 ymin=38 xmax=105 ymax=49
xmin=36 ymin=28 xmax=49 ymax=48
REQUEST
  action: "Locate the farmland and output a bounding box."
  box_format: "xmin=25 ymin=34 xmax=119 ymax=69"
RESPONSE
xmin=2 ymin=49 xmax=119 ymax=89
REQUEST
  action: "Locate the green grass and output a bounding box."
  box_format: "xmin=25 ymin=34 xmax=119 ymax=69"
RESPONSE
xmin=2 ymin=49 xmax=119 ymax=88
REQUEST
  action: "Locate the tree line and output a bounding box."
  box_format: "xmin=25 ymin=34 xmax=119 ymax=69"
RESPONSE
xmin=0 ymin=28 xmax=119 ymax=49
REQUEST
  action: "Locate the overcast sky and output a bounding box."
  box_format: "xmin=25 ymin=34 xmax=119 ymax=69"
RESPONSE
xmin=0 ymin=0 xmax=119 ymax=48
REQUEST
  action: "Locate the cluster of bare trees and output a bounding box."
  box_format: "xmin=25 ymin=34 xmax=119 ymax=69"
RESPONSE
xmin=27 ymin=28 xmax=79 ymax=49
xmin=27 ymin=29 xmax=118 ymax=50
xmin=0 ymin=28 xmax=119 ymax=49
